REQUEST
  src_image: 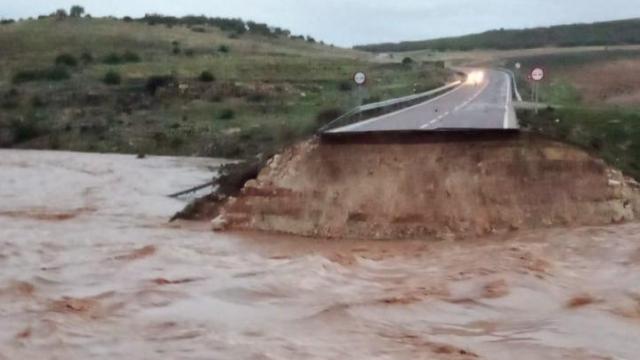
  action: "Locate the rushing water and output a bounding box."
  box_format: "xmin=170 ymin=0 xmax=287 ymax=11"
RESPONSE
xmin=1 ymin=149 xmax=639 ymax=360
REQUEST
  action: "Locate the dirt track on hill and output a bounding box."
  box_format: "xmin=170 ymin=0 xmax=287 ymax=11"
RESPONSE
xmin=221 ymin=132 xmax=640 ymax=239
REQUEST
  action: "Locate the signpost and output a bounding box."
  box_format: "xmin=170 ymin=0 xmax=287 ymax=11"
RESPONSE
xmin=530 ymin=67 xmax=544 ymax=114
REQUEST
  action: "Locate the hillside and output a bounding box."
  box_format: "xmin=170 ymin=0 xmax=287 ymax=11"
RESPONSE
xmin=355 ymin=18 xmax=640 ymax=52
xmin=0 ymin=16 xmax=450 ymax=157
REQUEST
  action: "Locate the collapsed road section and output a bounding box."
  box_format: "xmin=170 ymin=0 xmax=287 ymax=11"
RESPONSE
xmin=215 ymin=131 xmax=640 ymax=240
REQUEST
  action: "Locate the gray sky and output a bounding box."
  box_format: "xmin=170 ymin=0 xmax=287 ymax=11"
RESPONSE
xmin=2 ymin=0 xmax=639 ymax=47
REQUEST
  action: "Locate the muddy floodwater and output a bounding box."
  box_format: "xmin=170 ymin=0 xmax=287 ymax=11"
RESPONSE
xmin=1 ymin=149 xmax=640 ymax=360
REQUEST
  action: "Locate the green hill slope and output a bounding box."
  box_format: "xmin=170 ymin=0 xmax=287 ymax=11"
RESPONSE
xmin=0 ymin=16 xmax=449 ymax=157
xmin=355 ymin=18 xmax=640 ymax=52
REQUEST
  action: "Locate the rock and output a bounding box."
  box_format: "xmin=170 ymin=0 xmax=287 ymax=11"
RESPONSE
xmin=608 ymin=179 xmax=622 ymax=187
xmin=211 ymin=215 xmax=228 ymax=231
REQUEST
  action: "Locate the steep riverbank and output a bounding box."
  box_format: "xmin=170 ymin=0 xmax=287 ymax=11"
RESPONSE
xmin=218 ymin=132 xmax=640 ymax=239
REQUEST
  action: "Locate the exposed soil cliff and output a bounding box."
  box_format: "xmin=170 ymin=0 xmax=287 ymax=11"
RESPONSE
xmin=218 ymin=132 xmax=640 ymax=240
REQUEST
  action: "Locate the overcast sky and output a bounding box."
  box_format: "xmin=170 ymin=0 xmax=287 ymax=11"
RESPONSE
xmin=2 ymin=0 xmax=639 ymax=46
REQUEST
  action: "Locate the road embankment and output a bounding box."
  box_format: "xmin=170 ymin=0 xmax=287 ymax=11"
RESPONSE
xmin=217 ymin=132 xmax=640 ymax=239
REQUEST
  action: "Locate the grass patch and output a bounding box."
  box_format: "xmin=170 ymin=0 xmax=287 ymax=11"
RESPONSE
xmin=518 ymin=106 xmax=640 ymax=179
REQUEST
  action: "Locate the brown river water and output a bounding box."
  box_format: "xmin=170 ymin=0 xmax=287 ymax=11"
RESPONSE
xmin=1 ymin=149 xmax=639 ymax=360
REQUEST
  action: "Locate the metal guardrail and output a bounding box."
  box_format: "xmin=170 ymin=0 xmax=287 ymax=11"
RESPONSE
xmin=318 ymin=80 xmax=463 ymax=133
xmin=499 ymin=68 xmax=523 ymax=102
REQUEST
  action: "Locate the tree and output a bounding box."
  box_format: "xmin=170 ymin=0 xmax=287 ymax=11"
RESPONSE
xmin=70 ymin=5 xmax=85 ymax=18
xmin=55 ymin=9 xmax=68 ymax=20
xmin=402 ymin=57 xmax=414 ymax=65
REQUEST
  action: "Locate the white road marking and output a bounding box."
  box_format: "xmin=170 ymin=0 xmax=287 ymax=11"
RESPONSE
xmin=420 ymin=79 xmax=489 ymax=129
xmin=332 ymin=82 xmax=466 ymax=132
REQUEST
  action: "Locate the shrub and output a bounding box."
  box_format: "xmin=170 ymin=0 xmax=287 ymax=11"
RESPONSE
xmin=30 ymin=95 xmax=46 ymax=108
xmin=70 ymin=5 xmax=85 ymax=18
xmin=103 ymin=52 xmax=123 ymax=64
xmin=315 ymin=108 xmax=343 ymax=127
xmin=1 ymin=19 xmax=15 ymax=25
xmin=55 ymin=9 xmax=68 ymax=20
xmin=9 ymin=118 xmax=40 ymax=143
xmin=122 ymin=50 xmax=141 ymax=62
xmin=46 ymin=66 xmax=71 ymax=81
xmin=184 ymin=49 xmax=195 ymax=57
xmin=402 ymin=57 xmax=415 ymax=65
xmin=55 ymin=53 xmax=78 ymax=67
xmin=103 ymin=51 xmax=140 ymax=64
xmin=218 ymin=108 xmax=235 ymax=120
xmin=218 ymin=45 xmax=230 ymax=53
xmin=12 ymin=66 xmax=70 ymax=84
xmin=338 ymin=80 xmax=353 ymax=92
xmin=191 ymin=26 xmax=206 ymax=33
xmin=80 ymin=51 xmax=94 ymax=64
xmin=172 ymin=47 xmax=181 ymax=55
xmin=103 ymin=70 xmax=122 ymax=85
xmin=123 ymin=16 xmax=133 ymax=22
xmin=145 ymin=75 xmax=175 ymax=95
xmin=198 ymin=71 xmax=215 ymax=82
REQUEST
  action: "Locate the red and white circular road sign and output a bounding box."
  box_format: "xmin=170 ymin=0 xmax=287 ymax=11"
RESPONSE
xmin=531 ymin=67 xmax=544 ymax=81
xmin=353 ymin=71 xmax=367 ymax=86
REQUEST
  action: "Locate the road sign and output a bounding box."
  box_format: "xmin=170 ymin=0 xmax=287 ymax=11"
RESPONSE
xmin=531 ymin=67 xmax=544 ymax=81
xmin=353 ymin=71 xmax=367 ymax=86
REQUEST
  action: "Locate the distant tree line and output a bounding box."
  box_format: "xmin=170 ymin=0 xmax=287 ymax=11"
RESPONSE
xmin=138 ymin=14 xmax=305 ymax=40
xmin=355 ymin=19 xmax=640 ymax=52
xmin=3 ymin=8 xmax=322 ymax=44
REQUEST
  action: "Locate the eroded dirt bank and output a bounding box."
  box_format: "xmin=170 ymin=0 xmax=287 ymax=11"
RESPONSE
xmin=220 ymin=132 xmax=640 ymax=239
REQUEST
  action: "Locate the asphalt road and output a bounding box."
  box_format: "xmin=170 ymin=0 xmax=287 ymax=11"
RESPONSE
xmin=327 ymin=69 xmax=519 ymax=133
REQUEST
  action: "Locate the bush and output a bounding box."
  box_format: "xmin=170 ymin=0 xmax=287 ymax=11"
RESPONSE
xmin=55 ymin=53 xmax=78 ymax=67
xmin=12 ymin=66 xmax=70 ymax=84
xmin=338 ymin=80 xmax=353 ymax=92
xmin=1 ymin=88 xmax=20 ymax=109
xmin=122 ymin=50 xmax=141 ymax=62
xmin=184 ymin=49 xmax=195 ymax=57
xmin=191 ymin=26 xmax=206 ymax=33
xmin=122 ymin=16 xmax=133 ymax=22
xmin=8 ymin=118 xmax=41 ymax=143
xmin=315 ymin=108 xmax=343 ymax=127
xmin=145 ymin=75 xmax=175 ymax=95
xmin=218 ymin=45 xmax=230 ymax=53
xmin=402 ymin=57 xmax=415 ymax=65
xmin=103 ymin=51 xmax=140 ymax=64
xmin=70 ymin=5 xmax=85 ymax=18
xmin=30 ymin=95 xmax=46 ymax=108
xmin=103 ymin=70 xmax=122 ymax=85
xmin=80 ymin=51 xmax=94 ymax=64
xmin=218 ymin=108 xmax=235 ymax=120
xmin=103 ymin=52 xmax=123 ymax=64
xmin=198 ymin=71 xmax=215 ymax=82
